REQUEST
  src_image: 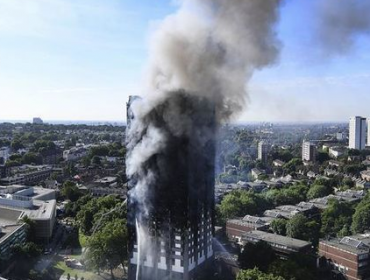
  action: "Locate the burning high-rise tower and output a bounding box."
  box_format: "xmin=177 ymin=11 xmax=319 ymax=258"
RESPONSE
xmin=126 ymin=0 xmax=284 ymax=279
xmin=127 ymin=93 xmax=216 ymax=280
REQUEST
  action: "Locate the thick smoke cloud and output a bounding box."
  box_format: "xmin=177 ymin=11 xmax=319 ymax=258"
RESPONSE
xmin=315 ymin=0 xmax=370 ymax=54
xmin=147 ymin=0 xmax=281 ymax=121
xmin=128 ymin=0 xmax=282 ymax=220
xmin=126 ymin=1 xmax=282 ymax=278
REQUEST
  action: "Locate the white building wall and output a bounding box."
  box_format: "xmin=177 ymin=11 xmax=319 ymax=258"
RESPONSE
xmin=349 ymin=116 xmax=366 ymax=150
xmin=368 ymin=119 xmax=370 ymax=147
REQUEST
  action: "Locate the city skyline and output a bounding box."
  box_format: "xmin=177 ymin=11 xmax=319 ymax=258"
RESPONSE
xmin=0 ymin=0 xmax=370 ymax=122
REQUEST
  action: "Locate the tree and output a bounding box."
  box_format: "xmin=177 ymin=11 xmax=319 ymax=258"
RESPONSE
xmin=21 ymin=215 xmax=37 ymax=242
xmin=85 ymin=219 xmax=128 ymax=278
xmin=321 ymin=200 xmax=353 ymax=237
xmin=61 ymin=181 xmax=82 ymax=202
xmin=264 ymin=183 xmax=309 ymax=207
xmin=11 ymin=139 xmax=24 ymax=151
xmin=282 ymin=158 xmax=303 ymax=175
xmin=270 ymin=219 xmax=287 ymax=235
xmin=286 ymin=214 xmax=320 ymax=245
xmin=352 ymin=203 xmax=370 ymax=233
xmin=237 ymin=268 xmax=284 ymax=280
xmin=239 ymin=241 xmax=276 ymax=271
xmin=317 ymin=151 xmax=330 ymax=164
xmin=91 ymin=155 xmax=102 ymax=166
xmin=219 ymin=190 xmax=270 ymax=220
xmin=342 ymin=177 xmax=355 ymax=189
xmin=268 ymin=259 xmax=315 ymax=280
xmin=22 ymin=152 xmax=43 ymax=165
xmin=307 ymin=185 xmax=331 ymax=200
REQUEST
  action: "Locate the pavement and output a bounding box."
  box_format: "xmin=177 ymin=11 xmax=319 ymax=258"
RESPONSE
xmin=34 ymin=222 xmax=67 ymax=272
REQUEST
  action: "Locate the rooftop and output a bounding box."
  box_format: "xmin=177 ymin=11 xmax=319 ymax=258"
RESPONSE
xmin=0 ymin=199 xmax=56 ymax=221
xmin=321 ymin=233 xmax=370 ymax=255
xmin=242 ymin=230 xmax=311 ymax=251
xmin=0 ymin=224 xmax=25 ymax=245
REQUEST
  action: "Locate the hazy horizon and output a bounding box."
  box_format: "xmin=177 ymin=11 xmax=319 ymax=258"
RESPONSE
xmin=0 ymin=0 xmax=369 ymax=122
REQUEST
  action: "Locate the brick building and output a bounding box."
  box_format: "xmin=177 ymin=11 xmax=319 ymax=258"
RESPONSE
xmin=319 ymin=234 xmax=370 ymax=280
xmin=226 ymin=215 xmax=272 ymax=242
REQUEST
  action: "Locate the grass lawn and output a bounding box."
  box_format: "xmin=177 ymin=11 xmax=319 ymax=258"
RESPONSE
xmin=79 ymin=230 xmax=89 ymax=248
xmin=53 ymin=256 xmax=107 ymax=280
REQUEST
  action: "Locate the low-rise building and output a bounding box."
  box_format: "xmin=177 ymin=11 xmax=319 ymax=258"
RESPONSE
xmin=329 ymin=147 xmax=346 ymax=158
xmin=0 ymin=207 xmax=27 ymax=265
xmin=319 ymin=234 xmax=370 ymax=280
xmin=0 ymin=166 xmax=53 ymax=186
xmin=63 ymin=146 xmax=88 ymax=161
xmin=251 ymin=168 xmax=264 ymax=180
xmin=309 ymin=194 xmax=362 ymax=210
xmin=226 ymin=215 xmax=272 ymax=242
xmin=328 ymin=160 xmax=342 ymax=168
xmin=242 ymin=230 xmax=312 ymax=257
xmin=360 ymin=170 xmax=370 ymax=181
xmin=273 ymin=160 xmax=285 ymax=167
xmin=0 ymin=186 xmax=56 ymax=242
xmin=0 ymin=223 xmax=27 ymax=264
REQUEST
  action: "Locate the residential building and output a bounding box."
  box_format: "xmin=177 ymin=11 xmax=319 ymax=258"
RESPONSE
xmin=273 ymin=159 xmax=285 ymax=167
xmin=32 ymin=117 xmax=43 ymax=124
xmin=241 ymin=230 xmax=312 ymax=257
xmin=226 ymin=216 xmax=272 ymax=242
xmin=0 ymin=186 xmax=56 ymax=242
xmin=329 ymin=147 xmax=346 ymax=158
xmin=127 ymin=95 xmax=215 ymax=280
xmin=319 ymin=234 xmax=370 ymax=280
xmin=302 ymin=141 xmax=316 ymax=162
xmin=0 ymin=211 xmax=27 ymax=266
xmin=0 ymin=166 xmax=53 ymax=186
xmin=251 ymin=168 xmax=264 ymax=180
xmin=361 ymin=170 xmax=370 ymax=181
xmin=258 ymin=141 xmax=269 ymax=163
xmin=0 ymin=147 xmax=10 ymax=164
xmin=63 ymin=146 xmax=88 ymax=161
xmin=349 ymin=117 xmax=367 ymax=150
xmin=368 ymin=119 xmax=370 ymax=147
xmin=336 ymin=132 xmax=346 ymax=142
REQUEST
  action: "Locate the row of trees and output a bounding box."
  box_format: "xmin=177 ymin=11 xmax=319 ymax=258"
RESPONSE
xmin=64 ymin=195 xmax=128 ymax=278
xmin=219 ymin=178 xmax=336 ymax=222
xmin=219 ymin=177 xmax=370 ymax=245
xmin=237 ymin=241 xmax=317 ymax=280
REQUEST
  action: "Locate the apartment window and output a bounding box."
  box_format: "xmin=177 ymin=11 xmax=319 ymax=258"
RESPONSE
xmin=359 ymin=261 xmax=369 ymax=268
xmin=359 ymin=254 xmax=369 ymax=260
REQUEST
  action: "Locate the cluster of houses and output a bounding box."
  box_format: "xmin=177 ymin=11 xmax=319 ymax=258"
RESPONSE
xmin=225 ymin=188 xmax=369 ymax=280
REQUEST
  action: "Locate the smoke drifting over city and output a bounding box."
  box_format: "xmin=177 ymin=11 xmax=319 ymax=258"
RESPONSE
xmin=126 ymin=0 xmax=370 ymax=279
xmin=315 ymin=0 xmax=370 ymax=55
xmin=126 ymin=0 xmax=282 ymax=279
xmin=127 ymin=0 xmax=282 ymax=223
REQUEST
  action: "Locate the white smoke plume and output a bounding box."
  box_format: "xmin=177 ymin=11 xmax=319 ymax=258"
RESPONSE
xmin=315 ymin=0 xmax=370 ymax=54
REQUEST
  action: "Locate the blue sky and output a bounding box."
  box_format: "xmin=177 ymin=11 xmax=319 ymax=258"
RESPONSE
xmin=0 ymin=0 xmax=369 ymax=123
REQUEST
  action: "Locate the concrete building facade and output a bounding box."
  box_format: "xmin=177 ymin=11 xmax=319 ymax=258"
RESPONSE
xmin=258 ymin=141 xmax=269 ymax=163
xmin=349 ymin=117 xmax=367 ymax=150
xmin=302 ymin=141 xmax=316 ymax=162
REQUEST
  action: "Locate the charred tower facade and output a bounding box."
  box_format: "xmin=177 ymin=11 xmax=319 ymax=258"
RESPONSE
xmin=126 ymin=93 xmax=216 ymax=280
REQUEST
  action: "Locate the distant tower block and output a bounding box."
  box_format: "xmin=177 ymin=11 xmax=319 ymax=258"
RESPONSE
xmin=302 ymin=141 xmax=316 ymax=162
xmin=258 ymin=141 xmax=269 ymax=164
xmin=33 ymin=117 xmax=43 ymax=125
xmin=349 ymin=116 xmax=366 ymax=150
